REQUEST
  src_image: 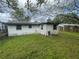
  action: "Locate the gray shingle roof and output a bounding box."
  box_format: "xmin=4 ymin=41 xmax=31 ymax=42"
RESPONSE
xmin=1 ymin=21 xmax=54 ymax=25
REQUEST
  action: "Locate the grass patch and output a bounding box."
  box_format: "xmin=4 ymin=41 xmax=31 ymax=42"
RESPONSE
xmin=0 ymin=32 xmax=79 ymax=59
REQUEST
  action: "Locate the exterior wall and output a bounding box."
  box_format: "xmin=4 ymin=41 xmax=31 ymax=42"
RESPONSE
xmin=46 ymin=24 xmax=53 ymax=35
xmin=46 ymin=25 xmax=58 ymax=35
xmin=7 ymin=24 xmax=59 ymax=36
xmin=53 ymin=26 xmax=59 ymax=35
xmin=8 ymin=25 xmax=40 ymax=36
xmin=39 ymin=24 xmax=47 ymax=35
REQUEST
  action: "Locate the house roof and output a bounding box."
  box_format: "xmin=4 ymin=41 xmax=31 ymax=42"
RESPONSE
xmin=1 ymin=21 xmax=54 ymax=25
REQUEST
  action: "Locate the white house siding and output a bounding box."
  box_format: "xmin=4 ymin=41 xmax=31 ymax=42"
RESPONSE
xmin=52 ymin=25 xmax=59 ymax=35
xmin=39 ymin=24 xmax=47 ymax=35
xmin=37 ymin=24 xmax=58 ymax=36
xmin=46 ymin=24 xmax=53 ymax=35
xmin=7 ymin=25 xmax=40 ymax=36
xmin=7 ymin=24 xmax=58 ymax=36
xmin=40 ymin=24 xmax=58 ymax=35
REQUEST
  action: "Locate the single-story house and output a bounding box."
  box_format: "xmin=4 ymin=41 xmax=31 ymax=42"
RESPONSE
xmin=1 ymin=21 xmax=59 ymax=36
xmin=58 ymin=24 xmax=79 ymax=32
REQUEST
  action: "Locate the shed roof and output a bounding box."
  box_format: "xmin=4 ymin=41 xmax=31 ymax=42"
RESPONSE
xmin=59 ymin=24 xmax=79 ymax=27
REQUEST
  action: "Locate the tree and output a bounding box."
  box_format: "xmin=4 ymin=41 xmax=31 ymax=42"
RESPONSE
xmin=1 ymin=0 xmax=79 ymax=23
xmin=56 ymin=0 xmax=79 ymax=14
xmin=0 ymin=0 xmax=10 ymax=13
xmin=4 ymin=0 xmax=18 ymax=10
xmin=53 ymin=13 xmax=79 ymax=24
xmin=47 ymin=18 xmax=52 ymax=22
xmin=5 ymin=0 xmax=30 ymax=21
xmin=36 ymin=0 xmax=46 ymax=6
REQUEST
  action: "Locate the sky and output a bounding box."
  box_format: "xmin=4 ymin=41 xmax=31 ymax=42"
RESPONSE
xmin=18 ymin=0 xmax=54 ymax=7
xmin=0 ymin=0 xmax=78 ymax=22
xmin=0 ymin=0 xmax=71 ymax=22
xmin=0 ymin=13 xmax=11 ymax=22
xmin=18 ymin=0 xmax=37 ymax=7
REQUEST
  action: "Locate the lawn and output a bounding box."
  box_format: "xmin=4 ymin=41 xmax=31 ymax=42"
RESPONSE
xmin=0 ymin=32 xmax=79 ymax=59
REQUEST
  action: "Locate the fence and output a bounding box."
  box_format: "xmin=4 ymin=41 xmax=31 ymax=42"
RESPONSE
xmin=58 ymin=24 xmax=79 ymax=32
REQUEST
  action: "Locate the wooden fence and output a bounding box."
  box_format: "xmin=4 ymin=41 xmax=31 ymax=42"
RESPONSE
xmin=59 ymin=24 xmax=79 ymax=32
xmin=0 ymin=32 xmax=8 ymax=39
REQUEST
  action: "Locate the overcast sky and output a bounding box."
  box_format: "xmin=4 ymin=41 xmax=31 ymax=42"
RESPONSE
xmin=0 ymin=0 xmax=54 ymax=22
xmin=0 ymin=0 xmax=77 ymax=22
xmin=18 ymin=0 xmax=37 ymax=7
xmin=18 ymin=0 xmax=54 ymax=7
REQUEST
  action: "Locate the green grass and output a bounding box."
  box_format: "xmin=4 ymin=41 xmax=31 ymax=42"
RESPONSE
xmin=0 ymin=32 xmax=79 ymax=59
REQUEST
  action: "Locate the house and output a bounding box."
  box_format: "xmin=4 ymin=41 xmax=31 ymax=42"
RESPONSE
xmin=1 ymin=21 xmax=59 ymax=36
xmin=58 ymin=24 xmax=79 ymax=32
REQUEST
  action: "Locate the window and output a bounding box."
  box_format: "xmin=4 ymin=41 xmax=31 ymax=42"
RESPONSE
xmin=41 ymin=25 xmax=43 ymax=30
xmin=16 ymin=25 xmax=22 ymax=30
xmin=53 ymin=25 xmax=57 ymax=30
xmin=28 ymin=25 xmax=32 ymax=28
